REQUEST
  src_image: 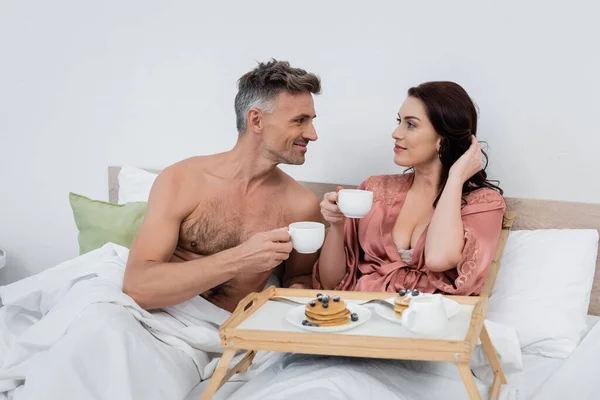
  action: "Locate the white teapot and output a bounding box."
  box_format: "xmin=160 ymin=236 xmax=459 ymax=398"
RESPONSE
xmin=401 ymin=294 xmax=449 ymax=335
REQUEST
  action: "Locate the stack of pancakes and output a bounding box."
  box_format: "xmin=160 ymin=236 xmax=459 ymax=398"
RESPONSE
xmin=305 ymin=296 xmax=351 ymax=327
xmin=394 ymin=290 xmax=418 ymax=318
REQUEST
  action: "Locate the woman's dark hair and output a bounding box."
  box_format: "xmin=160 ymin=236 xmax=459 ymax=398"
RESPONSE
xmin=407 ymin=81 xmax=503 ymax=206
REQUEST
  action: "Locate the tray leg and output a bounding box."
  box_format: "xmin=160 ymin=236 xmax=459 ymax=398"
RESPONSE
xmin=219 ymin=350 xmax=256 ymax=386
xmin=200 ymin=349 xmax=236 ymax=400
xmin=457 ymin=362 xmax=482 ymax=400
xmin=236 ymin=350 xmax=256 ymax=373
xmin=480 ymin=324 xmax=507 ymax=382
xmin=488 ymin=374 xmax=503 ymax=400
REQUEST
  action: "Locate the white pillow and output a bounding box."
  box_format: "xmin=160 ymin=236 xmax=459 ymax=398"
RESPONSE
xmin=117 ymin=165 xmax=158 ymax=204
xmin=488 ymin=229 xmax=599 ymax=358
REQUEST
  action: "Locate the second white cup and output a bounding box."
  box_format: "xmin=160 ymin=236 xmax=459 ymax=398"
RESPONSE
xmin=337 ymin=189 xmax=373 ymax=218
xmin=288 ymin=222 xmax=325 ymax=254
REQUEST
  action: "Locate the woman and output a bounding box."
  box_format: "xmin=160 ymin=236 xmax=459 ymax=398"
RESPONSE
xmin=315 ymin=81 xmax=505 ymax=295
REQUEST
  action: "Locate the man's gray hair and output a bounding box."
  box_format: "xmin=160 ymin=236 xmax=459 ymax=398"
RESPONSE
xmin=234 ymin=59 xmax=321 ymax=134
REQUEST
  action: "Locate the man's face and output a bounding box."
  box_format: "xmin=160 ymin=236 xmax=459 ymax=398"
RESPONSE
xmin=261 ymin=91 xmax=318 ymax=165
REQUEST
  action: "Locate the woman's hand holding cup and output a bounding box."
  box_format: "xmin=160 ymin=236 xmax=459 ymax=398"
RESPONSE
xmin=322 ymin=185 xmax=374 ymax=226
xmin=320 ymin=186 xmax=346 ymax=229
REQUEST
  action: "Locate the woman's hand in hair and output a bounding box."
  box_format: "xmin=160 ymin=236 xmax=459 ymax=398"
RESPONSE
xmin=449 ymin=135 xmax=483 ymax=184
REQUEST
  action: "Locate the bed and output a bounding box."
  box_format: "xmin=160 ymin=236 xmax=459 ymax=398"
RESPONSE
xmin=107 ymin=166 xmax=600 ymax=400
xmin=0 ymin=167 xmax=597 ymax=400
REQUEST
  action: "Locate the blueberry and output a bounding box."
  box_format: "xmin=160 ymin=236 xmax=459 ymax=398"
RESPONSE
xmin=309 ymin=300 xmax=316 ymax=307
xmin=322 ymin=302 xmax=329 ymax=308
xmin=398 ymin=289 xmax=407 ymax=296
xmin=411 ymin=290 xmax=420 ymax=296
xmin=333 ymin=295 xmax=340 ymax=302
xmin=322 ymin=294 xmax=330 ymax=302
xmin=316 ymin=293 xmax=322 ymax=297
xmin=302 ymin=320 xmax=310 ymax=326
xmin=351 ymin=313 xmax=359 ymax=322
xmin=317 ymin=294 xmax=323 ymax=301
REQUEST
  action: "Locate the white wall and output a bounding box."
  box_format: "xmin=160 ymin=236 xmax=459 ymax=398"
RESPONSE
xmin=1 ymin=0 xmax=599 ymax=284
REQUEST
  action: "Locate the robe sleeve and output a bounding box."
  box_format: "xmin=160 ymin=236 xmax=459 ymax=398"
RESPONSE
xmin=427 ymin=189 xmax=506 ymax=295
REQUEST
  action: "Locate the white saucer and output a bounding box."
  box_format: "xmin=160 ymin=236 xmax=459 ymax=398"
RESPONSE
xmin=375 ymin=295 xmax=461 ymax=325
xmin=286 ymin=303 xmax=371 ymax=333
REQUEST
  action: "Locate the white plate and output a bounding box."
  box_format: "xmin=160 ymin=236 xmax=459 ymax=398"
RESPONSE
xmin=286 ymin=303 xmax=371 ymax=333
xmin=375 ymin=295 xmax=461 ymax=325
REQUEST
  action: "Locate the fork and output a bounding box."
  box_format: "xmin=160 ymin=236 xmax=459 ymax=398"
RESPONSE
xmin=269 ymin=296 xmax=394 ymax=310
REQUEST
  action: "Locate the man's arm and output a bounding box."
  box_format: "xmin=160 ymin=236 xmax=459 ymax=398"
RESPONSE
xmin=123 ymin=168 xmax=241 ymax=309
xmin=281 ymin=192 xmax=322 ymax=288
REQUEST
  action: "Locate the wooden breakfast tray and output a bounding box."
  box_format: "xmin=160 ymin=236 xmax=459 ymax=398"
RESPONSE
xmin=201 ymin=212 xmax=515 ymax=400
xmin=200 ymin=288 xmax=504 ymax=400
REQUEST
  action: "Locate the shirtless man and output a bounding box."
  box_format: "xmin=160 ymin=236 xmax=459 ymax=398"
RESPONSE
xmin=123 ymin=60 xmax=322 ymax=312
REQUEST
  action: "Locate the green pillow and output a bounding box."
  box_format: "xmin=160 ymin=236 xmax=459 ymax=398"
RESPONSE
xmin=69 ymin=192 xmax=147 ymax=254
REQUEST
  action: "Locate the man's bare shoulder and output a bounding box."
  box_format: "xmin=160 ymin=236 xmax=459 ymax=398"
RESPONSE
xmin=162 ymin=156 xmax=207 ymax=177
xmin=148 ymin=156 xmax=211 ymax=208
xmin=157 ymin=155 xmax=220 ymax=188
xmin=276 ymin=169 xmax=321 ymax=221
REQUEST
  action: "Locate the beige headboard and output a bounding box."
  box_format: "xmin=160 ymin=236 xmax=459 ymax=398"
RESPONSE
xmin=108 ymin=166 xmax=600 ymax=315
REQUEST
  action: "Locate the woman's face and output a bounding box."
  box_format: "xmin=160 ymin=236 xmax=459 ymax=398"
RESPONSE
xmin=392 ymin=96 xmax=441 ymax=168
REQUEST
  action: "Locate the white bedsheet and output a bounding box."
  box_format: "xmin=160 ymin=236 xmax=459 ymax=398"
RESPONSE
xmin=524 ymin=315 xmax=600 ymax=400
xmin=186 ymin=316 xmax=525 ymax=400
xmin=2 ymin=244 xmax=598 ymax=400
xmin=188 ymin=356 xmax=521 ymax=400
xmin=188 ymin=319 xmax=600 ymax=400
xmin=186 ymin=320 xmax=600 ymax=400
xmin=207 ymin=353 xmax=522 ymax=400
xmin=0 ymin=244 xmax=274 ymax=400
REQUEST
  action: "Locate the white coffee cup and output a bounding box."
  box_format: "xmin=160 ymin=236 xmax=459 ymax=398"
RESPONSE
xmin=337 ymin=189 xmax=373 ymax=218
xmin=288 ymin=222 xmax=325 ymax=254
xmin=401 ymin=294 xmax=449 ymax=335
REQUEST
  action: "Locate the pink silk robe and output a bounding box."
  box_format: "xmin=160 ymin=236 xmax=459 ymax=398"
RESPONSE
xmin=313 ymin=173 xmax=506 ymax=295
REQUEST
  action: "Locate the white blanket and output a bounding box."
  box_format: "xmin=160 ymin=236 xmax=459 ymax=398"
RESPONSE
xmin=217 ymin=321 xmax=523 ymax=400
xmin=0 ymin=243 xmax=524 ymax=400
xmin=530 ymin=319 xmax=600 ymax=400
xmin=0 ymin=244 xmax=275 ymax=400
xmin=217 ymin=354 xmax=521 ymax=400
